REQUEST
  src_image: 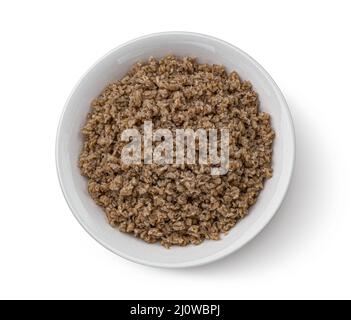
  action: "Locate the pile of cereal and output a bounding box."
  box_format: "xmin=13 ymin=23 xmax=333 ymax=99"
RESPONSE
xmin=79 ymin=56 xmax=274 ymax=247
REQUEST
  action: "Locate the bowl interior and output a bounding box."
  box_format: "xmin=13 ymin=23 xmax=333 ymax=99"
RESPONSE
xmin=56 ymin=33 xmax=294 ymax=267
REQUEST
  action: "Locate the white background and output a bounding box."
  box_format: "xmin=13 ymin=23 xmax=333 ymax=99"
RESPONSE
xmin=0 ymin=0 xmax=350 ymax=300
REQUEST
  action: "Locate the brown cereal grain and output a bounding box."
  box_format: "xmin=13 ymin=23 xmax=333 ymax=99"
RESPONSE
xmin=79 ymin=56 xmax=274 ymax=247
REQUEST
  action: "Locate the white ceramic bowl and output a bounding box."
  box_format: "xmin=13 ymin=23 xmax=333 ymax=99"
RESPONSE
xmin=56 ymin=32 xmax=295 ymax=268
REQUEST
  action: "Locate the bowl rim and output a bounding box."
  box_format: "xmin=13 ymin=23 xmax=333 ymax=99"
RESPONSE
xmin=56 ymin=31 xmax=295 ymax=268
